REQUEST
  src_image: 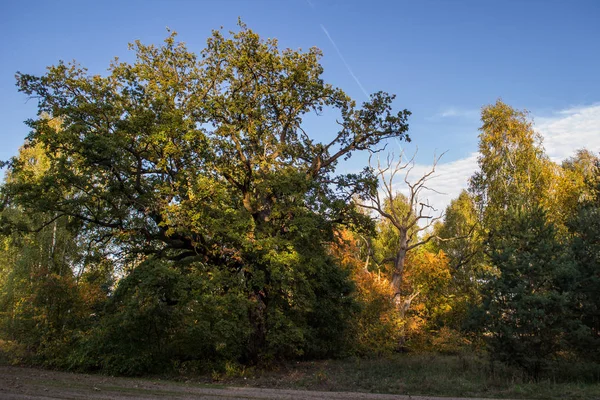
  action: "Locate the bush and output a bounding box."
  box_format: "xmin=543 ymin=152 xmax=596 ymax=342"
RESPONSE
xmin=70 ymin=258 xmax=254 ymax=375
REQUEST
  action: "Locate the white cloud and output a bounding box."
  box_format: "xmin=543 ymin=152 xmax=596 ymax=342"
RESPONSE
xmin=388 ymin=103 xmax=600 ymax=217
xmin=388 ymin=152 xmax=479 ymax=219
xmin=535 ymin=104 xmax=600 ymax=161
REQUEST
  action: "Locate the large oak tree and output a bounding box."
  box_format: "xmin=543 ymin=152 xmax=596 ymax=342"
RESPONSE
xmin=3 ymin=23 xmax=412 ymax=364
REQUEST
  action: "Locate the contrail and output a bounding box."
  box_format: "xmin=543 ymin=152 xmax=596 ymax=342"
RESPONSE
xmin=319 ymin=24 xmax=370 ymax=100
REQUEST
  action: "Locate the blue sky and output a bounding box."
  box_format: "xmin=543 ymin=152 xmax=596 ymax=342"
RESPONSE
xmin=1 ymin=0 xmax=599 ymax=209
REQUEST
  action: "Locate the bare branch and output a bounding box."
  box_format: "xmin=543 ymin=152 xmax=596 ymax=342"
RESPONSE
xmin=353 ymin=148 xmax=452 ymax=317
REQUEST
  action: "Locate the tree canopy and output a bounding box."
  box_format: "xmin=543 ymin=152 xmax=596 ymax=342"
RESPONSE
xmin=8 ymin=24 xmax=411 ymax=265
xmin=1 ymin=23 xmax=413 ymax=369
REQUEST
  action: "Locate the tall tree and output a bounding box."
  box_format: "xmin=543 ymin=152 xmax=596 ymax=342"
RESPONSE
xmin=479 ymin=206 xmax=576 ymax=377
xmin=8 ymin=24 xmax=411 ymax=263
xmin=470 ymin=100 xmax=551 ymax=226
xmin=0 ymin=141 xmax=103 ymax=365
xmin=3 ymin=23 xmax=412 ymax=365
xmin=433 ymin=190 xmax=485 ymax=327
xmin=567 ymin=157 xmax=600 ymax=361
xmin=468 ymin=101 xmax=590 ymax=376
xmin=357 ymin=152 xmax=443 ymax=314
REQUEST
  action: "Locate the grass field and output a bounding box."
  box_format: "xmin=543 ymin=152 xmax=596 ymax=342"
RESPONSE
xmin=171 ymin=352 xmax=600 ymax=400
xmin=3 ymin=347 xmax=600 ymax=399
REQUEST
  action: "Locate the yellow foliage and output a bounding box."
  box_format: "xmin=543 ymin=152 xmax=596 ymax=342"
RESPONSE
xmin=403 ymin=250 xmax=454 ymax=341
xmin=330 ymin=229 xmax=403 ymax=355
xmin=331 ymin=229 xmax=467 ymax=353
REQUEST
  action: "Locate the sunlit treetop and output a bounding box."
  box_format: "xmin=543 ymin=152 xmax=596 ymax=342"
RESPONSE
xmin=6 ymin=22 xmax=412 ymax=264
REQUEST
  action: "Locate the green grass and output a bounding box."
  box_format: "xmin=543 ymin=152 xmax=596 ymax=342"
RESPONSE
xmin=3 ymin=344 xmax=600 ymax=399
xmin=174 ymin=353 xmax=600 ymax=399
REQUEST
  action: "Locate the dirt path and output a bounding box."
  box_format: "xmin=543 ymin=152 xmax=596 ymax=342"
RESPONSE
xmin=0 ymin=366 xmax=512 ymax=400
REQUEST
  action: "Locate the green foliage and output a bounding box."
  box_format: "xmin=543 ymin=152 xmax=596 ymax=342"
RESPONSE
xmin=8 ymin=23 xmax=410 ymax=266
xmin=467 ymin=100 xmax=600 ymax=377
xmin=567 ymin=161 xmax=600 ymax=361
xmin=434 ymin=191 xmax=481 ymax=272
xmin=78 ymin=259 xmax=189 ymax=374
xmin=0 ymin=140 xmax=111 ymax=367
xmin=478 ymin=206 xmax=577 ymax=377
xmin=470 ymin=100 xmax=552 ymax=227
xmin=0 ymin=220 xmax=106 ymax=368
xmin=2 ymin=23 xmax=598 ymax=382
xmin=433 ymin=190 xmax=486 ymax=329
xmin=1 ymin=22 xmax=414 ymax=373
xmin=71 ymin=259 xmax=251 ymax=375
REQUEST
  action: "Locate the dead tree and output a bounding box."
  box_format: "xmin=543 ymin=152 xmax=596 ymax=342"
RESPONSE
xmin=357 ymin=150 xmax=446 ymax=315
